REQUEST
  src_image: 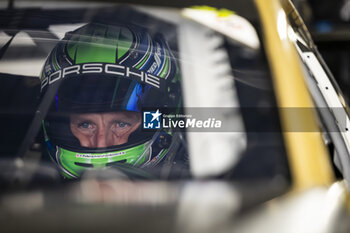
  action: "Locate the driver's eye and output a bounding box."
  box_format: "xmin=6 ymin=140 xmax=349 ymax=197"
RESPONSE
xmin=117 ymin=122 xmax=128 ymax=128
xmin=78 ymin=122 xmax=93 ymax=129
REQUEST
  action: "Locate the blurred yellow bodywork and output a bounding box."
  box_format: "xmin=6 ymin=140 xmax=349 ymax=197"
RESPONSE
xmin=255 ymin=0 xmax=335 ymax=191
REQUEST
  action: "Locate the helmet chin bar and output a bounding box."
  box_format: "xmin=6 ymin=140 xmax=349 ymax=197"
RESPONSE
xmin=47 ymin=128 xmax=177 ymax=179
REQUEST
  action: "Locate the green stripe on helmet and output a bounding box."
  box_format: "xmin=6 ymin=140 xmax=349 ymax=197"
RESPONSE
xmin=135 ymin=51 xmax=151 ymax=69
xmin=66 ymin=25 xmax=120 ymax=64
xmin=59 ymin=143 xmax=148 ymax=177
xmin=76 ymin=31 xmax=118 ymax=64
xmin=66 ymin=25 xmax=135 ymax=64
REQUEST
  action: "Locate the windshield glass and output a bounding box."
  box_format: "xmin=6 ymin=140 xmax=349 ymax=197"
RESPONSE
xmin=0 ymin=2 xmax=289 ymax=186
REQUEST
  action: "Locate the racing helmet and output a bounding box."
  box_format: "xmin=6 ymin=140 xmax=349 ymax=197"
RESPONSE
xmin=40 ymin=22 xmax=181 ymax=179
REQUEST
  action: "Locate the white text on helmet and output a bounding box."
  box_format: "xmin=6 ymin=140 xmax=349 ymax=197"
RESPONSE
xmin=41 ymin=63 xmax=163 ymax=91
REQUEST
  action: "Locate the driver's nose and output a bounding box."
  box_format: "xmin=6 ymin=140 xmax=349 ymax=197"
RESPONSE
xmin=96 ymin=127 xmax=108 ymax=148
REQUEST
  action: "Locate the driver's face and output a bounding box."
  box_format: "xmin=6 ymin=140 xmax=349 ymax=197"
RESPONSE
xmin=70 ymin=111 xmax=141 ymax=148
